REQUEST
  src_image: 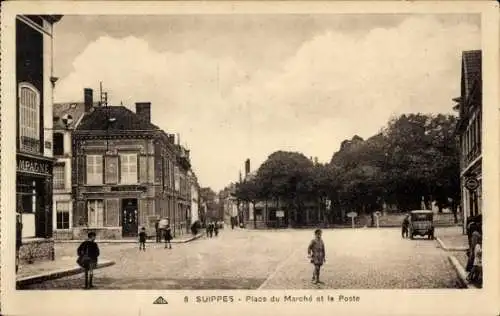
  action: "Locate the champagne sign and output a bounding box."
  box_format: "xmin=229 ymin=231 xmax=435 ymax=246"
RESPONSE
xmin=17 ymin=156 xmax=52 ymax=176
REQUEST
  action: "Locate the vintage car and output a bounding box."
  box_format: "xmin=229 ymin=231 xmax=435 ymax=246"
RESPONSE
xmin=408 ymin=210 xmax=434 ymax=240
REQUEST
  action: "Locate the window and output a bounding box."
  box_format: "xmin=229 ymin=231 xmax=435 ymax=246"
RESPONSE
xmin=86 ymin=155 xmax=103 ymax=185
xmin=87 ymin=199 xmax=104 ymax=227
xmin=53 ymin=164 xmax=65 ymax=189
xmin=120 ymin=153 xmax=138 ymax=184
xmin=53 ymin=133 xmax=64 ymax=155
xmin=105 ymin=156 xmax=119 ymax=184
xmin=56 ymin=201 xmax=70 ymax=229
xmin=19 ymin=83 xmax=41 ymax=153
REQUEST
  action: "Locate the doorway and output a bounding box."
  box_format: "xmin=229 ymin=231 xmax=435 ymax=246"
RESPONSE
xmin=122 ymin=199 xmax=138 ymax=237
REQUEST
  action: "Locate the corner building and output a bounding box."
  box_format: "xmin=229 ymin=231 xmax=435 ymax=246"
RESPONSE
xmin=454 ymin=50 xmax=482 ymax=231
xmin=72 ymin=102 xmax=191 ymax=239
xmin=15 ymin=15 xmax=62 ymax=263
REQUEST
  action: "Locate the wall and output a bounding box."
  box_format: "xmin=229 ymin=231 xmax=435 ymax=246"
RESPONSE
xmin=18 ymin=239 xmax=54 ymax=264
xmin=43 ymin=19 xmax=53 ymax=158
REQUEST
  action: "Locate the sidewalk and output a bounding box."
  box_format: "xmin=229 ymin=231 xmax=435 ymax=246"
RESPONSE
xmin=435 ymin=227 xmax=479 ymax=289
xmin=54 ymin=232 xmax=204 ymax=244
xmin=16 ymin=256 xmax=115 ymax=288
xmin=436 ymin=226 xmax=468 ymax=251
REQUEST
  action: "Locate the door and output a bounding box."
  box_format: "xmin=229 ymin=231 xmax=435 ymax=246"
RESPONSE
xmin=122 ymin=199 xmax=138 ymax=237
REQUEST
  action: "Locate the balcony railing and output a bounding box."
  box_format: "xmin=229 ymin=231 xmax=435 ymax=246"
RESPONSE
xmin=463 ymin=143 xmax=481 ymax=167
xmin=20 ymin=136 xmax=41 ymax=154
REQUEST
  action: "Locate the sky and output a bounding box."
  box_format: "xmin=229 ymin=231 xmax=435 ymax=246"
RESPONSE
xmin=52 ymin=14 xmax=481 ymax=192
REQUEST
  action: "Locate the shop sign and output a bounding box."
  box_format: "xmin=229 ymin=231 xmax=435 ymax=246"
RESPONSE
xmin=17 ymin=156 xmax=52 ymax=176
xmin=465 ymin=177 xmax=479 ymax=191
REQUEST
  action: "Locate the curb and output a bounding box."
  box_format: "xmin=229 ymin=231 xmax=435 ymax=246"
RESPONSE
xmin=54 ymin=233 xmax=205 ymax=244
xmin=447 ymin=255 xmax=478 ymax=289
xmin=16 ymin=259 xmax=115 ymax=288
xmin=436 ymin=237 xmax=468 ymax=251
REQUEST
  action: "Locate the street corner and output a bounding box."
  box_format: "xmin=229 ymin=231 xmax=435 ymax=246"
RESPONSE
xmin=16 ymin=259 xmax=116 ymax=289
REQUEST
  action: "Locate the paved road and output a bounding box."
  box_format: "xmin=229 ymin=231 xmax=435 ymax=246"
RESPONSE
xmin=23 ymin=228 xmax=461 ymax=290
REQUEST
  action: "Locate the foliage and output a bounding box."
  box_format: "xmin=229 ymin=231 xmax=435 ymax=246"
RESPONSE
xmin=231 ymin=113 xmax=460 ymax=225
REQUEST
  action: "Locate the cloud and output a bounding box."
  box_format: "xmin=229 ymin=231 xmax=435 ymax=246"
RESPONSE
xmin=54 ymin=15 xmax=480 ymax=191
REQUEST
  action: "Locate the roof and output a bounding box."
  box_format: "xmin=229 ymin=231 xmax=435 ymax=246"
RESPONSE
xmin=76 ymin=106 xmax=161 ymax=132
xmin=462 ymin=50 xmax=482 ymax=101
xmin=53 ymin=102 xmax=90 ymax=129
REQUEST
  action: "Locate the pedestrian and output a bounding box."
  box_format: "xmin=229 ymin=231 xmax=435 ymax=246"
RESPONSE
xmin=401 ymin=213 xmax=410 ymax=238
xmin=159 ymin=217 xmax=168 ymax=243
xmin=466 ymin=221 xmax=482 ymax=274
xmin=77 ymin=232 xmax=100 ymax=289
xmin=214 ymin=221 xmax=219 ymax=237
xmin=208 ymin=221 xmax=214 ymax=238
xmin=467 ymin=230 xmax=482 ymax=287
xmin=164 ymin=223 xmax=173 ymax=249
xmin=308 ymin=229 xmax=326 ymax=284
xmin=155 ymin=219 xmax=160 ymax=243
xmin=139 ymin=227 xmax=147 ymax=251
xmin=16 ymin=213 xmax=23 ymax=273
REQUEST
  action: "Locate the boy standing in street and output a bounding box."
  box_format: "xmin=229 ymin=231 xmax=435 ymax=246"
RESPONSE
xmin=139 ymin=227 xmax=147 ymax=251
xmin=308 ymin=229 xmax=326 ymax=284
xmin=77 ymin=232 xmax=100 ymax=289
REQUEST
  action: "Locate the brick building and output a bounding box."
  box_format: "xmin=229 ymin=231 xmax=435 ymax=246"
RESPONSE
xmin=72 ymin=101 xmax=192 ymax=239
xmin=454 ymin=50 xmax=482 ymax=231
xmin=15 ymin=15 xmax=62 ymax=264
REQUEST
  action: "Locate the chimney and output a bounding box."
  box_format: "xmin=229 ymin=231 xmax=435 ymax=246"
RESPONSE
xmin=245 ymin=159 xmax=250 ymax=176
xmin=135 ymin=102 xmax=151 ymax=123
xmin=84 ymin=88 xmax=93 ymax=112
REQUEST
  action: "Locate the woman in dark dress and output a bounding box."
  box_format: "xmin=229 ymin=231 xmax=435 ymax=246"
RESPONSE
xmin=164 ymin=224 xmax=173 ymax=249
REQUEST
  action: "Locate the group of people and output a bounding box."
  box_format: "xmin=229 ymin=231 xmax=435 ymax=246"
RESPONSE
xmin=206 ymin=221 xmax=219 ymax=238
xmin=154 ymin=217 xmax=173 ymax=249
xmin=465 ymin=215 xmax=482 ymax=287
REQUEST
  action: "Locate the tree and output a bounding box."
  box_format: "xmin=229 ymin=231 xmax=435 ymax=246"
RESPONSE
xmin=255 ymin=151 xmax=315 ymax=226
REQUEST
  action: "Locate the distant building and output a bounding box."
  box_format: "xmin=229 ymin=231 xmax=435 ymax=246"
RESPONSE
xmin=454 ymin=50 xmax=482 ymax=232
xmin=15 ymin=15 xmax=62 ymax=264
xmin=51 ymin=89 xmax=95 ymax=239
xmin=72 ymin=102 xmax=191 ymax=239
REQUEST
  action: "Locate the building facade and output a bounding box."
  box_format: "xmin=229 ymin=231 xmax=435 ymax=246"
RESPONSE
xmin=188 ymin=170 xmax=200 ymax=227
xmin=72 ymin=102 xmax=192 ymax=239
xmin=454 ymin=50 xmax=482 ymax=232
xmin=51 ymin=89 xmax=93 ymax=239
xmin=16 ymin=15 xmax=62 ymax=263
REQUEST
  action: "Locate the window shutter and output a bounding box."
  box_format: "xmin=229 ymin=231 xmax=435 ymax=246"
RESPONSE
xmin=105 ymin=198 xmax=120 ymax=227
xmin=139 ymin=156 xmax=148 ymax=183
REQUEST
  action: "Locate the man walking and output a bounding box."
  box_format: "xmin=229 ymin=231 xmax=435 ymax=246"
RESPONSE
xmin=401 ymin=213 xmax=410 ymax=238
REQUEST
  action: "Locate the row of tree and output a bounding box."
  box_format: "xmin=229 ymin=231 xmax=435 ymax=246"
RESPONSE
xmin=233 ymin=113 xmax=460 ymax=225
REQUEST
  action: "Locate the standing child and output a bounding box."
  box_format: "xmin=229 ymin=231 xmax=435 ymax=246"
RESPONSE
xmin=308 ymin=229 xmax=326 ymax=284
xmin=164 ymin=223 xmax=173 ymax=249
xmin=139 ymin=227 xmax=147 ymax=251
xmin=77 ymin=232 xmax=100 ymax=289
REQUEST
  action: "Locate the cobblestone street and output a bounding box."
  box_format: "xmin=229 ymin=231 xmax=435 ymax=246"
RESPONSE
xmin=23 ymin=227 xmax=462 ymax=290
